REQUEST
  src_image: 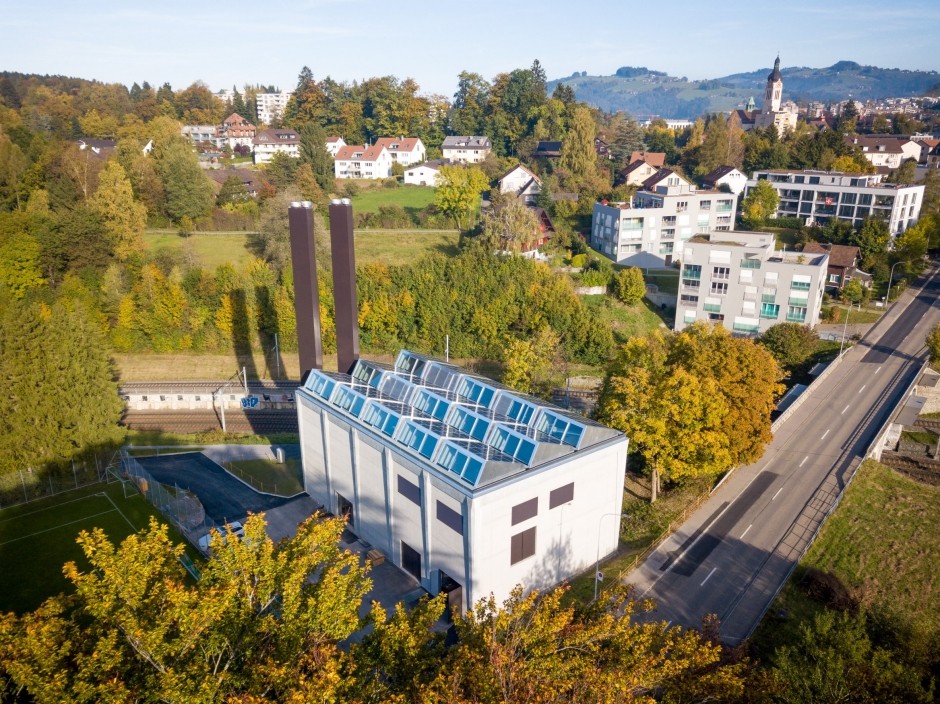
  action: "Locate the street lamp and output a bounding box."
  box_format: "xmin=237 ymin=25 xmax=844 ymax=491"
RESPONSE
xmin=594 ymin=512 xmax=624 ymax=600
xmin=839 ymin=300 xmax=861 ymax=356
xmin=885 ymin=260 xmax=907 ymax=307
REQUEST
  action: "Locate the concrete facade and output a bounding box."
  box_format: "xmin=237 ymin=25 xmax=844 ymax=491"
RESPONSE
xmin=442 ymin=136 xmax=491 ymax=164
xmin=295 ymin=351 xmax=627 ymax=611
xmin=591 ymin=186 xmax=737 ymax=268
xmin=256 ymin=91 xmax=293 ymax=125
xmin=745 ymin=169 xmax=924 ymax=235
xmin=675 ymin=231 xmax=828 ymax=335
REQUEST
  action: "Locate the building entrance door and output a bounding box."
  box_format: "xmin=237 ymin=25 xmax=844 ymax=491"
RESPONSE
xmin=337 ymin=493 xmax=354 ymax=529
xmin=401 ymin=541 xmax=422 ymax=582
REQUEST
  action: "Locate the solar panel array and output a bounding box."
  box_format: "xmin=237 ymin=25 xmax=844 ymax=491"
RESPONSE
xmin=302 ymin=350 xmax=590 ymax=488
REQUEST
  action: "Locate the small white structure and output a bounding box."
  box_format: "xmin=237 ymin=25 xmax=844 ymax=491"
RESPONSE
xmin=499 ymin=164 xmax=542 ymax=204
xmin=295 ymin=351 xmax=628 ymax=612
xmin=674 ymin=231 xmax=828 ymax=335
xmin=253 ymin=129 xmax=300 ymax=164
xmin=701 ymin=165 xmax=747 ymax=195
xmin=255 ymin=91 xmax=293 ymax=125
xmin=374 ymin=137 xmax=426 ymax=167
xmin=334 ymin=144 xmax=393 ymax=179
xmin=404 ymin=160 xmax=445 ymax=186
xmin=325 ymin=136 xmax=347 ymax=157
xmin=442 ymin=136 xmax=492 ymax=164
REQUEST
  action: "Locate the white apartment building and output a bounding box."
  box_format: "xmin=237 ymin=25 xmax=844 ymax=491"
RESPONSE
xmin=675 ymin=231 xmax=828 ymax=335
xmin=846 ymin=136 xmax=921 ymax=170
xmin=295 ymin=351 xmax=627 ymax=612
xmin=253 ymin=129 xmax=300 ymax=164
xmin=256 ymin=91 xmax=293 ymax=125
xmin=334 ymin=144 xmax=393 ymax=179
xmin=591 ymin=177 xmax=737 ymax=268
xmin=181 ymin=125 xmax=219 ymax=146
xmin=373 ymin=137 xmax=426 ymax=167
xmin=442 ymin=136 xmax=492 ymax=164
xmin=745 ymin=169 xmax=924 ymax=235
xmin=325 ymin=136 xmax=347 ymax=157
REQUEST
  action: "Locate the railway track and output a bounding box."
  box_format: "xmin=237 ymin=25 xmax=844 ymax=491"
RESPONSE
xmin=122 ymin=410 xmax=299 ymax=434
xmin=121 ymin=380 xmax=300 ymax=392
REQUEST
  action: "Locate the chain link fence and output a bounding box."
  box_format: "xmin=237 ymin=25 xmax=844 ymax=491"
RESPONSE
xmin=0 ymin=451 xmax=120 ymax=509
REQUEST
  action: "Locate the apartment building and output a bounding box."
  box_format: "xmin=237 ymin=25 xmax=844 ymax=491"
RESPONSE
xmin=745 ymin=169 xmax=924 ymax=235
xmin=675 ymin=231 xmax=828 ymax=335
xmin=441 ymin=136 xmax=492 ymax=164
xmin=253 ymin=129 xmax=300 ymax=164
xmin=333 ymin=144 xmax=393 ymax=179
xmin=256 ymin=91 xmax=293 ymax=125
xmin=373 ymin=137 xmax=426 ymax=167
xmin=295 ymin=351 xmax=627 ymax=612
xmin=591 ymin=178 xmax=737 ymax=267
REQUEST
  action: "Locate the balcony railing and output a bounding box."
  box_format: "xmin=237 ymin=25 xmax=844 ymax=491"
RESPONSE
xmin=786 ymin=313 xmax=807 ymax=323
xmin=703 ymin=304 xmax=722 ymax=313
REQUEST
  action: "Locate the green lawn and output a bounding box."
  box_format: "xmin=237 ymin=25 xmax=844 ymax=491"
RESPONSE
xmin=750 ymin=459 xmax=940 ymax=661
xmin=0 ymin=481 xmax=195 ymax=614
xmin=354 ymin=229 xmax=460 ymax=266
xmin=144 ymin=230 xmax=259 ymax=270
xmin=223 ymin=458 xmax=304 ymax=497
xmin=825 ymin=303 xmax=884 ymax=325
xmin=351 ymin=185 xmax=437 ymax=214
xmin=581 ymin=295 xmax=669 ymax=343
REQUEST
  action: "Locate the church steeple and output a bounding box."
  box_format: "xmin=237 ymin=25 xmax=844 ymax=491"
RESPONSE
xmin=763 ymin=55 xmax=783 ymax=113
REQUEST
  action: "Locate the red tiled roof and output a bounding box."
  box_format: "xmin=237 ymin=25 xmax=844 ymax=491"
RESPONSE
xmin=335 ymin=144 xmax=388 ymax=161
xmin=373 ymin=137 xmax=423 ymax=153
xmin=802 ymin=242 xmax=859 ymax=268
xmin=629 ymin=151 xmax=665 ymax=167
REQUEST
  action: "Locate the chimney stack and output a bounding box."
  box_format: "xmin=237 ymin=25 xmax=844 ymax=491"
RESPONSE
xmin=329 ymin=199 xmax=360 ymax=374
xmin=287 ymin=202 xmax=323 ymax=378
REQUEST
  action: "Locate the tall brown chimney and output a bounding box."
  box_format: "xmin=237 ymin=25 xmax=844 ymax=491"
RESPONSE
xmin=329 ymin=198 xmax=360 ymax=374
xmin=288 ymin=202 xmax=323 ymax=378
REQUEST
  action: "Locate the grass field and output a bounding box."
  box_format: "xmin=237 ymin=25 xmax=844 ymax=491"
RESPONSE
xmin=750 ymin=459 xmax=940 ymax=660
xmin=0 ymin=481 xmax=195 ymax=614
xmin=826 ymin=303 xmax=884 ymax=325
xmin=355 ymin=230 xmax=460 ymax=266
xmin=643 ymin=270 xmax=679 ymax=295
xmin=581 ymin=295 xmax=669 ymax=343
xmin=144 ymin=230 xmax=259 ymax=270
xmin=351 ymin=185 xmax=437 ymax=214
xmin=224 ymin=458 xmax=304 ymax=496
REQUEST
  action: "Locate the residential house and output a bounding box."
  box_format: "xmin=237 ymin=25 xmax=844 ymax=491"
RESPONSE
xmin=533 ymin=141 xmax=562 ymax=158
xmin=325 ymin=136 xmax=347 ymax=157
xmin=801 ymin=242 xmax=871 ymax=290
xmin=744 ymin=169 xmax=924 ymax=235
xmin=256 ymin=91 xmax=293 ymax=125
xmin=334 ymin=144 xmax=393 ymax=179
xmin=594 ymin=137 xmax=612 ymax=160
xmin=675 ymin=231 xmax=828 ymax=335
xmin=847 ymin=136 xmax=921 ymax=170
xmin=701 ymin=165 xmax=747 ymax=195
xmin=253 ymin=129 xmax=301 ymax=164
xmin=928 ymin=143 xmax=940 ymax=169
xmin=404 ymin=160 xmax=447 ymax=186
xmin=374 ymin=137 xmax=426 ymax=167
xmin=295 ymin=350 xmax=628 ymax=612
xmin=207 ymin=167 xmax=260 ymax=198
xmin=181 ymin=125 xmax=219 ymax=147
xmin=219 ymin=113 xmax=256 ymax=150
xmin=498 ymin=164 xmax=542 ymax=204
xmin=629 ymin=151 xmax=666 ymax=168
xmin=591 ymin=181 xmax=737 ymax=268
xmin=441 ymin=136 xmax=492 ymax=164
xmin=616 ymin=160 xmax=660 ymax=187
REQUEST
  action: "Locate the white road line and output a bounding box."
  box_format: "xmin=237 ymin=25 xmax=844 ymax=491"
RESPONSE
xmin=841 ymin=404 xmax=850 ymax=415
xmin=875 ymin=366 xmax=882 ymax=374
xmin=700 ymin=567 xmax=717 ymax=586
xmin=740 ymin=524 xmax=752 ymax=539
xmin=799 ymin=456 xmax=808 ymax=467
xmin=772 ymin=487 xmax=784 ymax=501
xmin=821 ymin=428 xmax=831 ymax=440
xmin=858 ymin=385 xmax=866 ymax=393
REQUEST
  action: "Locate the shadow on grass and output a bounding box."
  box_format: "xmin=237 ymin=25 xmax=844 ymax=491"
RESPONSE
xmin=126 ymin=429 xmax=299 ymax=448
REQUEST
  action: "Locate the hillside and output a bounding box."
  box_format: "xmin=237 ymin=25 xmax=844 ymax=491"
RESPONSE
xmin=549 ymin=61 xmax=940 ymax=118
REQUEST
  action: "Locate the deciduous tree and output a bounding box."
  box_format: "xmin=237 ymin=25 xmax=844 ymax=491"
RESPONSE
xmin=741 ymin=179 xmax=779 ymax=227
xmin=156 ymin=141 xmax=214 ymax=223
xmin=89 ymin=160 xmax=147 ymax=261
xmin=434 ymin=165 xmax=487 ymax=230
xmin=613 ymin=266 xmax=645 ymax=305
xmin=759 ymin=322 xmax=818 ymax=373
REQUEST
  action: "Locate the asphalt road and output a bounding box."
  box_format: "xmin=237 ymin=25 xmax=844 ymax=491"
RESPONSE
xmin=625 ymin=264 xmax=940 ymax=644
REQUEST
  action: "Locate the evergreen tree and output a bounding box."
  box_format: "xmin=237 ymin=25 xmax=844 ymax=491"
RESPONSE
xmin=156 ymin=141 xmax=214 ymax=223
xmin=558 ymin=106 xmax=598 ymax=189
xmin=298 ymin=122 xmax=335 ymax=193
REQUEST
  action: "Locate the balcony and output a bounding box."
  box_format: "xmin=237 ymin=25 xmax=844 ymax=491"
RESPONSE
xmin=788 ymin=297 xmax=809 ymax=307
xmin=786 ymin=313 xmax=807 ymax=323
xmin=761 ymin=294 xmax=777 ymax=303
xmin=733 ymin=322 xmax=760 ymax=334
xmin=703 ymin=303 xmax=722 ymax=313
xmin=790 ymin=281 xmax=811 ymax=291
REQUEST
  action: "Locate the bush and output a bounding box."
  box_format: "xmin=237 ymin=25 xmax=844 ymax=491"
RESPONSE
xmin=570 ymin=253 xmax=588 ymax=268
xmin=341 ymin=181 xmax=360 ymax=198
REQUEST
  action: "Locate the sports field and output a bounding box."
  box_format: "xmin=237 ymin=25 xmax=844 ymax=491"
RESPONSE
xmin=0 ymin=481 xmax=190 ymax=614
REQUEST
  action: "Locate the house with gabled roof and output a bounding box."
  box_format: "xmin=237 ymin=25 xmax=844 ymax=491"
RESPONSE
xmin=641 ymin=168 xmax=693 ymax=193
xmin=325 ymin=136 xmax=347 ymax=157
xmin=801 ymin=242 xmax=871 ymax=290
xmin=442 ymin=136 xmax=491 ymax=164
xmin=374 ymin=137 xmax=426 ymax=167
xmin=334 ymin=144 xmax=393 ymax=179
xmin=220 ymin=112 xmax=256 ymax=150
xmin=701 ymin=165 xmax=747 ymax=195
xmin=253 ymin=128 xmax=300 ymax=164
xmin=498 ymin=164 xmax=542 ymax=204
xmin=296 ymin=350 xmax=627 ymax=612
xmin=404 ymin=159 xmax=449 ymax=187
xmin=846 ymin=136 xmax=921 ymax=170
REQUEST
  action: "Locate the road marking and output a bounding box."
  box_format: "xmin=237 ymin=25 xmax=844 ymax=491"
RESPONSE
xmin=772 ymin=487 xmax=784 ymax=501
xmin=799 ymin=456 xmax=808 ymax=467
xmin=700 ymin=567 xmax=717 ymax=586
xmin=821 ymin=428 xmax=830 ymax=440
xmin=841 ymin=404 xmax=850 ymax=415
xmin=858 ymin=385 xmax=866 ymax=393
xmin=741 ymin=524 xmax=752 ymax=539
xmin=875 ymin=366 xmax=882 ymax=374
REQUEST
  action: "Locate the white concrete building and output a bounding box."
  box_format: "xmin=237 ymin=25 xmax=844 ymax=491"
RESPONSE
xmin=701 ymin=165 xmax=748 ymax=195
xmin=256 ymin=91 xmax=293 ymax=125
xmin=442 ymin=136 xmax=492 ymax=164
xmin=404 ymin=160 xmax=445 ymax=186
xmin=374 ymin=137 xmax=426 ymax=167
xmin=675 ymin=231 xmax=828 ymax=335
xmin=499 ymin=164 xmax=542 ymax=204
xmin=253 ymin=129 xmax=300 ymax=164
xmin=846 ymin=136 xmax=921 ymax=170
xmin=745 ymin=169 xmax=924 ymax=235
xmin=182 ymin=125 xmax=220 ymax=146
xmin=325 ymin=136 xmax=347 ymax=157
xmin=591 ymin=180 xmax=737 ymax=268
xmin=295 ymin=351 xmax=628 ymax=612
xmin=334 ymin=144 xmax=393 ymax=179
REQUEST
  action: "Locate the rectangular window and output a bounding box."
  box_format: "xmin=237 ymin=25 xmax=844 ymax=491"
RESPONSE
xmin=710 ymin=282 xmax=728 ymax=295
xmin=683 ymin=264 xmax=702 ymax=280
xmin=760 ymin=303 xmax=780 ymax=318
xmin=549 ymin=483 xmax=574 ymax=508
xmin=510 ymin=527 xmax=536 ymax=565
xmin=740 ymin=258 xmax=761 ymax=269
xmin=712 ymin=266 xmax=730 ymax=279
xmin=680 ymin=294 xmax=699 ymax=304
xmin=511 ymin=498 xmax=538 ymax=525
xmin=397 ymin=475 xmax=420 ymax=505
xmin=436 ymin=501 xmax=463 ymax=535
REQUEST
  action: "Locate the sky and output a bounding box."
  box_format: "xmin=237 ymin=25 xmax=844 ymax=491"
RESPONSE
xmin=2 ymin=0 xmax=939 ymax=98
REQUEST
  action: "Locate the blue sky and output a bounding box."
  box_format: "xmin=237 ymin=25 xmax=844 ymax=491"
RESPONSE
xmin=2 ymin=0 xmax=938 ymax=97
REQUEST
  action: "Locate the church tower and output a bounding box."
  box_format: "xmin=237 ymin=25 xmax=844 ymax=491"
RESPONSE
xmin=763 ymin=55 xmax=783 ymax=113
